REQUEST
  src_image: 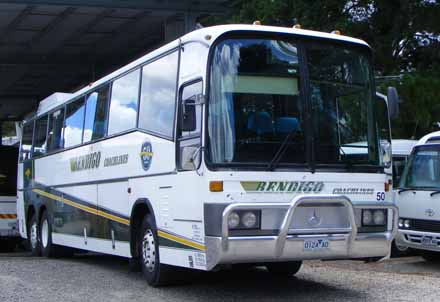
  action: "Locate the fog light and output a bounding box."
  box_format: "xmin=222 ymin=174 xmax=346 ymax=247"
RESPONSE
xmin=242 ymin=212 xmax=257 ymax=228
xmin=228 ymin=212 xmax=240 ymax=229
xmin=404 ymin=219 xmax=411 ymax=229
xmin=362 ymin=210 xmax=373 ymax=225
xmin=373 ymin=210 xmax=386 ymax=225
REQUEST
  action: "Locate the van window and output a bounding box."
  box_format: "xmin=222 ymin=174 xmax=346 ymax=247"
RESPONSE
xmin=83 ymin=85 xmax=110 ymax=143
xmin=47 ymin=108 xmax=65 ymax=152
xmin=33 ymin=116 xmax=48 ymax=157
xmin=64 ymin=98 xmax=85 ymax=148
xmin=139 ymin=51 xmax=178 ymax=138
xmin=20 ymin=122 xmax=33 ymax=161
xmin=108 ymin=70 xmax=140 ymax=135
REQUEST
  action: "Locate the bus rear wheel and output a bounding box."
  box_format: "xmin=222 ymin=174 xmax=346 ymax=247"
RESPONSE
xmin=265 ymin=261 xmax=302 ymax=277
xmin=39 ymin=211 xmax=73 ymax=258
xmin=28 ymin=213 xmax=40 ymax=256
xmin=138 ymin=214 xmax=174 ymax=287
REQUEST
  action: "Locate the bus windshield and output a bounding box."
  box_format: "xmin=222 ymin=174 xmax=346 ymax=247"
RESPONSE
xmin=207 ymin=36 xmax=379 ymax=169
xmin=400 ymin=145 xmax=440 ymax=189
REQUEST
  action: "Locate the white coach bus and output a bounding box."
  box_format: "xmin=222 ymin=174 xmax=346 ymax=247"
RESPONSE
xmin=17 ymin=24 xmax=398 ymax=286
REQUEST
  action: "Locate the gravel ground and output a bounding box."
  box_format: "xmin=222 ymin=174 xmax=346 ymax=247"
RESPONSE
xmin=0 ymin=253 xmax=439 ymax=302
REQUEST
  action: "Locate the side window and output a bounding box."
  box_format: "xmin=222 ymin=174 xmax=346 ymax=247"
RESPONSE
xmin=20 ymin=122 xmax=34 ymax=161
xmin=179 ymin=81 xmax=203 ymax=138
xmin=47 ymin=108 xmax=65 ymax=152
xmin=64 ymin=98 xmax=85 ymax=148
xmin=33 ymin=116 xmax=48 ymax=157
xmin=83 ymin=85 xmax=110 ymax=143
xmin=108 ymin=70 xmax=140 ymax=135
xmin=139 ymin=51 xmax=178 ymax=138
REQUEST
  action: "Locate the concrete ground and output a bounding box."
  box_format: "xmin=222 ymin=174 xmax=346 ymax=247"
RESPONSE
xmin=1 ymin=252 xmax=440 ymax=302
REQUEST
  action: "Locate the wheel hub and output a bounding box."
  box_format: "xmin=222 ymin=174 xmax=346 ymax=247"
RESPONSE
xmin=142 ymin=229 xmax=156 ymax=272
xmin=41 ymin=219 xmax=49 ymax=248
xmin=30 ymin=222 xmax=38 ymax=249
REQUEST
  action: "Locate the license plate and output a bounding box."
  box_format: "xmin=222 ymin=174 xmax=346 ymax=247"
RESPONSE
xmin=304 ymin=239 xmax=330 ymax=251
xmin=421 ymin=236 xmax=436 ymax=247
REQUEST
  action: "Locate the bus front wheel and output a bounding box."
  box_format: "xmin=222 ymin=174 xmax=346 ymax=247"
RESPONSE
xmin=265 ymin=261 xmax=302 ymax=277
xmin=28 ymin=213 xmax=40 ymax=256
xmin=138 ymin=214 xmax=174 ymax=287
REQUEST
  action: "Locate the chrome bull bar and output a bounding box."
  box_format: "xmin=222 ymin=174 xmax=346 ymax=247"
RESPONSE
xmin=221 ymin=195 xmax=398 ymax=259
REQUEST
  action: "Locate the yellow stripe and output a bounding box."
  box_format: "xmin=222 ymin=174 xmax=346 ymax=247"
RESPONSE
xmin=32 ymin=189 xmax=130 ymax=226
xmin=158 ymin=230 xmax=205 ymax=251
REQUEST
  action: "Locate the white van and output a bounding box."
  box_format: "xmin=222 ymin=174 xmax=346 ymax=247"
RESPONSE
xmin=396 ymin=131 xmax=440 ymax=261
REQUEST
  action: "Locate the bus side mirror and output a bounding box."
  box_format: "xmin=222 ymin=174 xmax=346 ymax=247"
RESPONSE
xmin=387 ymin=86 xmax=399 ymax=119
xmin=182 ymin=98 xmax=196 ymax=132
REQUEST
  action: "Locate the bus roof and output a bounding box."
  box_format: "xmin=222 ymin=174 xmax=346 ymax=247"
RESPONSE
xmin=416 ymin=131 xmax=440 ymax=146
xmin=392 ymin=139 xmax=417 ymax=156
xmin=34 ymin=24 xmax=370 ymax=118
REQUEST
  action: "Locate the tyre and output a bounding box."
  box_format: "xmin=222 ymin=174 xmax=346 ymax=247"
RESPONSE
xmin=265 ymin=261 xmax=302 ymax=277
xmin=27 ymin=213 xmax=40 ymax=256
xmin=138 ymin=214 xmax=175 ymax=287
xmin=39 ymin=211 xmax=73 ymax=258
xmin=421 ymin=251 xmax=440 ymax=262
xmin=391 ymin=240 xmax=410 ymax=258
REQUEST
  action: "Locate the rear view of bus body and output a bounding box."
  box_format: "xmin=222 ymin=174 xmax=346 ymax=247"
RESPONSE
xmin=16 ymin=25 xmax=397 ymax=285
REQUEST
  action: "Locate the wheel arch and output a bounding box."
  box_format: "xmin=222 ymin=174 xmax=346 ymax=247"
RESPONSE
xmin=130 ymin=198 xmax=157 ymax=258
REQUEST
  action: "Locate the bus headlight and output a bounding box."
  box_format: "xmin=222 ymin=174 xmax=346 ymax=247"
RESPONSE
xmin=404 ymin=219 xmax=411 ymax=229
xmin=398 ymin=218 xmax=404 ymax=228
xmin=227 ymin=210 xmax=261 ymax=230
xmin=362 ymin=209 xmax=387 ymax=226
xmin=242 ymin=212 xmax=257 ymax=228
xmin=228 ymin=212 xmax=240 ymax=229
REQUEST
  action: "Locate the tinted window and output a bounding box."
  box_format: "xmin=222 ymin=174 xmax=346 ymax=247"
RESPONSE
xmin=108 ymin=70 xmax=140 ymax=135
xmin=84 ymin=85 xmax=109 ymax=143
xmin=139 ymin=52 xmax=178 ymax=138
xmin=33 ymin=116 xmax=48 ymax=157
xmin=64 ymin=99 xmax=85 ymax=148
xmin=20 ymin=123 xmax=33 ymax=161
xmin=47 ymin=108 xmax=65 ymax=152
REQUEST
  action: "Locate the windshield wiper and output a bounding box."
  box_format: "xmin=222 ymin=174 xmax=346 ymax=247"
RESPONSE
xmin=430 ymin=190 xmax=440 ymax=197
xmin=398 ymin=188 xmax=413 ymax=194
xmin=266 ymin=130 xmax=297 ymax=171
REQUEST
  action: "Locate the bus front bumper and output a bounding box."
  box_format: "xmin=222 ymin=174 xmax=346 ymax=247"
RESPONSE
xmin=204 ymin=195 xmax=398 ymax=270
xmin=396 ymin=230 xmax=440 ymax=252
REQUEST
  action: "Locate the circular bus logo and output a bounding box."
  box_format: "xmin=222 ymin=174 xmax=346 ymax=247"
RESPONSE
xmin=140 ymin=141 xmax=153 ymax=171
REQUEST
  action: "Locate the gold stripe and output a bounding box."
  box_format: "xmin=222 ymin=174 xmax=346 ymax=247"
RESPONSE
xmin=158 ymin=230 xmax=205 ymax=251
xmin=32 ymin=189 xmax=130 ymax=226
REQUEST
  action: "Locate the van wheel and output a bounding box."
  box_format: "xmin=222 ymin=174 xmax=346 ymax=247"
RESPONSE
xmin=28 ymin=213 xmax=40 ymax=256
xmin=421 ymin=251 xmax=440 ymax=262
xmin=39 ymin=211 xmax=73 ymax=258
xmin=265 ymin=261 xmax=302 ymax=277
xmin=139 ymin=214 xmax=174 ymax=287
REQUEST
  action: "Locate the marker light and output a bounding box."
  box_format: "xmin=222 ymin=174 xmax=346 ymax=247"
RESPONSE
xmin=253 ymin=20 xmax=261 ymax=25
xmin=331 ymin=30 xmax=341 ymax=35
xmin=242 ymin=212 xmax=257 ymax=228
xmin=209 ymin=181 xmax=223 ymax=192
xmin=293 ymin=24 xmax=301 ymax=29
xmin=228 ymin=212 xmax=240 ymax=229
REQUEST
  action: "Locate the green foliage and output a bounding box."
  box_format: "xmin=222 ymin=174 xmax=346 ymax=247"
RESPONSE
xmin=219 ymin=0 xmax=440 ymax=139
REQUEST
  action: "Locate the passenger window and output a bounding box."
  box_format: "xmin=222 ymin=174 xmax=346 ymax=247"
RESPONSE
xmin=83 ymin=85 xmax=110 ymax=143
xmin=47 ymin=108 xmax=65 ymax=152
xmin=33 ymin=116 xmax=48 ymax=157
xmin=64 ymin=98 xmax=85 ymax=148
xmin=179 ymin=81 xmax=203 ymax=138
xmin=108 ymin=70 xmax=140 ymax=135
xmin=20 ymin=123 xmax=33 ymax=161
xmin=139 ymin=51 xmax=178 ymax=138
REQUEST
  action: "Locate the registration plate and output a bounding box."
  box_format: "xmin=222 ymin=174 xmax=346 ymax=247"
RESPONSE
xmin=421 ymin=236 xmax=436 ymax=247
xmin=304 ymin=239 xmax=330 ymax=251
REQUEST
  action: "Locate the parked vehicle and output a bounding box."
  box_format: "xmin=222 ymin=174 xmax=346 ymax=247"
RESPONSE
xmin=17 ymin=24 xmax=398 ymax=286
xmin=0 ymin=145 xmax=19 ymax=251
xmin=396 ymin=131 xmax=440 ymax=261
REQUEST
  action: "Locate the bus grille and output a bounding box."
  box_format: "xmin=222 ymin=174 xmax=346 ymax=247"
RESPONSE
xmin=411 ymin=219 xmax=440 ymax=233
